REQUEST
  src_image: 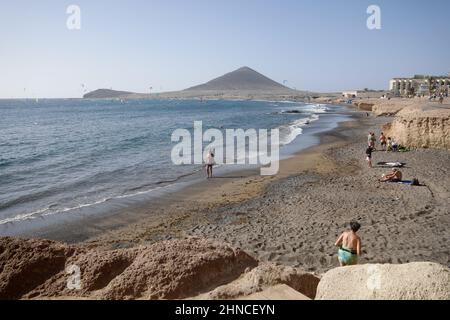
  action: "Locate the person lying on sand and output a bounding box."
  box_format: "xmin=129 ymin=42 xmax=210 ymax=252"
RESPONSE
xmin=379 ymin=168 xmax=402 ymax=182
xmin=335 ymin=221 xmax=361 ymax=266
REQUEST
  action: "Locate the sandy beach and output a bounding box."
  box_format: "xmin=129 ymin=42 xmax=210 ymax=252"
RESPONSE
xmin=28 ymin=105 xmax=447 ymax=274
xmin=1 ymin=99 xmax=449 ymax=300
xmin=3 ymin=1 xmax=450 ymax=302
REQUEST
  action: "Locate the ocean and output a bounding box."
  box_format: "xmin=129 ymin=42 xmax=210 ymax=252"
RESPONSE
xmin=0 ymin=99 xmax=350 ymax=235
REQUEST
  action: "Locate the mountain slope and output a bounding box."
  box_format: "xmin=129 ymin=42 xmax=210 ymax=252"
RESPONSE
xmin=185 ymin=67 xmax=290 ymax=91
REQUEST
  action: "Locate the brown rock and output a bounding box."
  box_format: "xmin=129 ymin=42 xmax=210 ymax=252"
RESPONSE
xmin=0 ymin=237 xmax=80 ymax=300
xmin=384 ymin=107 xmax=450 ymax=149
xmin=316 ymin=262 xmax=450 ymax=300
xmin=92 ymin=238 xmax=257 ymax=300
xmin=192 ymin=263 xmax=320 ymax=300
xmin=355 ymin=102 xmax=374 ymax=111
xmin=0 ymin=237 xmax=257 ymax=300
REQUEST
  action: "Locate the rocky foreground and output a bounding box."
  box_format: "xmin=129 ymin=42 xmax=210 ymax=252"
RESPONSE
xmin=0 ymin=236 xmax=448 ymax=300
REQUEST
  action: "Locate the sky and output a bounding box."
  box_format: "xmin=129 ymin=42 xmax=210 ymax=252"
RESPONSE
xmin=0 ymin=0 xmax=449 ymax=98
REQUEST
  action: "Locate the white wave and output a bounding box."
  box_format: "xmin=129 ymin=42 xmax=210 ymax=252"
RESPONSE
xmin=279 ymin=114 xmax=320 ymax=145
xmin=271 ymin=103 xmax=329 ymax=115
xmin=0 ymin=183 xmax=175 ymax=225
xmin=0 ymin=207 xmax=51 ymax=225
xmin=300 ymin=104 xmax=329 ymax=113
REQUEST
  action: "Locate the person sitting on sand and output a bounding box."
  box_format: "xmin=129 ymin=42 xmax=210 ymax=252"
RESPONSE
xmin=379 ymin=168 xmax=402 ymax=182
xmin=335 ymin=221 xmax=361 ymax=266
xmin=205 ymin=149 xmax=215 ymax=179
xmin=365 ymin=146 xmax=373 ymax=168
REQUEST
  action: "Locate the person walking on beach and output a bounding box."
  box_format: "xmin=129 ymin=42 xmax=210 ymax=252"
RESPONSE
xmin=205 ymin=149 xmax=215 ymax=179
xmin=365 ymin=146 xmax=373 ymax=168
xmin=380 ymin=132 xmax=387 ymax=151
xmin=367 ymin=132 xmax=376 ymax=149
xmin=335 ymin=221 xmax=362 ymax=266
xmin=370 ymin=132 xmax=376 ymax=149
xmin=367 ymin=132 xmax=372 ymax=146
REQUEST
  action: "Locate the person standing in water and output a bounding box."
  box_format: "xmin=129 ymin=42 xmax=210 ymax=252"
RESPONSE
xmin=335 ymin=221 xmax=362 ymax=266
xmin=205 ymin=149 xmax=215 ymax=179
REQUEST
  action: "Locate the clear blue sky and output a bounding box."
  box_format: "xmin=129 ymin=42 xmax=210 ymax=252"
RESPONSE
xmin=1 ymin=0 xmax=449 ymax=98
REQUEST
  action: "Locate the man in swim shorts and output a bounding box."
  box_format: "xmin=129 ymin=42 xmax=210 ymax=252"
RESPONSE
xmin=335 ymin=221 xmax=361 ymax=266
xmin=380 ymin=132 xmax=387 ymax=151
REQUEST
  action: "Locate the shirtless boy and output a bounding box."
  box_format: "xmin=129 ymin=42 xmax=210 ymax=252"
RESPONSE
xmin=335 ymin=221 xmax=362 ymax=266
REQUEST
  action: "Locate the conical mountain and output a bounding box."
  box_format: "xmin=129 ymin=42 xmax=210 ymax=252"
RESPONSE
xmin=185 ymin=66 xmax=290 ymax=91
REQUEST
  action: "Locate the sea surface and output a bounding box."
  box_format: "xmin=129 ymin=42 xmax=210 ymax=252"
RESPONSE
xmin=0 ymin=99 xmax=350 ymax=235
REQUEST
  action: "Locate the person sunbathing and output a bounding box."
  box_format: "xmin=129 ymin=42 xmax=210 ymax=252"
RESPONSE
xmin=379 ymin=168 xmax=402 ymax=182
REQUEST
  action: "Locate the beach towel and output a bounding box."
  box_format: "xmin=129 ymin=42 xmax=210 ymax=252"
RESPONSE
xmin=387 ymin=179 xmax=421 ymax=186
xmin=388 ymin=180 xmax=413 ymax=185
xmin=377 ymin=162 xmax=406 ymax=167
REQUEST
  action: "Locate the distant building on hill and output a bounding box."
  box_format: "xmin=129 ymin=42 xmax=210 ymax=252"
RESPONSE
xmin=389 ymin=74 xmax=450 ymax=97
xmin=342 ymin=91 xmax=358 ymax=98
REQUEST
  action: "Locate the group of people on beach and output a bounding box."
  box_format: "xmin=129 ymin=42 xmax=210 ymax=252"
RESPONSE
xmin=429 ymin=93 xmax=446 ymax=104
xmin=203 ymin=138 xmax=366 ymax=267
xmin=365 ymin=132 xmax=401 ymax=169
xmin=335 ymin=130 xmax=412 ymax=266
xmin=202 ymin=129 xmax=409 ymax=267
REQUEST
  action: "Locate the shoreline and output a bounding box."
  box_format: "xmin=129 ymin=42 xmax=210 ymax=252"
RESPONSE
xmin=27 ymin=108 xmax=359 ymax=247
xmin=3 ymin=102 xmax=351 ymax=241
xmin=77 ymin=114 xmax=362 ymax=251
xmin=80 ymin=109 xmax=450 ymax=273
xmin=3 ymin=101 xmax=449 ymax=274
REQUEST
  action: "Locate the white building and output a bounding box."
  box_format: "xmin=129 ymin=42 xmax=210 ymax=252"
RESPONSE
xmin=390 ymin=74 xmax=450 ymax=96
xmin=342 ymin=91 xmax=358 ymax=98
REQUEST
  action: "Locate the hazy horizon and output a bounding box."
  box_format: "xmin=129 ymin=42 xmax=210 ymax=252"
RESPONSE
xmin=1 ymin=0 xmax=449 ymax=98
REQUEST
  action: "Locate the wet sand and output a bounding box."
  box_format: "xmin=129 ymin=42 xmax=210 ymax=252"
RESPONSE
xmin=28 ymin=111 xmax=450 ymax=273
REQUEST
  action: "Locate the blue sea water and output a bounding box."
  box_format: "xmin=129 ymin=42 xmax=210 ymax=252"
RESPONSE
xmin=0 ymin=99 xmax=349 ymax=233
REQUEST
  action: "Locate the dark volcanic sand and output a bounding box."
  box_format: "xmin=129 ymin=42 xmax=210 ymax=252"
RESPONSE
xmin=29 ymin=113 xmax=450 ymax=274
xmin=183 ymin=116 xmax=450 ymax=272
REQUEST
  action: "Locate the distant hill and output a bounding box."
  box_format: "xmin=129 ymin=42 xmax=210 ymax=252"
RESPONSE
xmin=83 ymin=89 xmax=134 ymax=99
xmin=83 ymin=67 xmax=308 ymax=100
xmin=185 ymin=66 xmax=289 ymax=92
